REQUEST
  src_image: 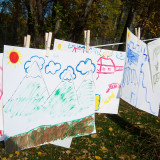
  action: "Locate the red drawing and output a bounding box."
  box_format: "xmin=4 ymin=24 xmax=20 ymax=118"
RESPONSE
xmin=72 ymin=47 xmax=85 ymax=53
xmin=0 ymin=66 xmax=2 ymax=100
xmin=0 ymin=90 xmax=2 ymax=100
xmin=0 ymin=130 xmax=3 ymax=136
xmin=96 ymin=57 xmax=123 ymax=80
xmin=106 ymin=83 xmax=121 ymax=93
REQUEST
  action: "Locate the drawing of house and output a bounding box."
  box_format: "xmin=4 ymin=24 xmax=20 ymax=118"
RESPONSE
xmin=96 ymin=57 xmax=123 ymax=79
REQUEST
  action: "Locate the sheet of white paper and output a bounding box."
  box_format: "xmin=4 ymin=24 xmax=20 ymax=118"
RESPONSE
xmin=0 ymin=53 xmax=71 ymax=145
xmin=120 ymin=28 xmax=159 ymax=116
xmin=147 ymin=38 xmax=160 ymax=93
xmin=0 ymin=53 xmax=3 ymax=141
xmin=3 ymin=46 xmax=96 ymax=152
xmin=53 ymin=39 xmax=125 ymax=114
xmin=50 ymin=138 xmax=72 ymax=148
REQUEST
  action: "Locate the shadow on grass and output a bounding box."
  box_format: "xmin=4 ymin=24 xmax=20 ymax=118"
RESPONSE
xmin=0 ymin=134 xmax=22 ymax=154
xmin=106 ymin=114 xmax=160 ymax=159
xmin=0 ymin=140 xmax=4 ymax=148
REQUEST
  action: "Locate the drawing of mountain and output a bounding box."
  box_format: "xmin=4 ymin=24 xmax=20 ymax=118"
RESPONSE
xmin=43 ymin=70 xmax=79 ymax=118
xmin=4 ymin=62 xmax=49 ymax=118
xmin=77 ymin=71 xmax=95 ymax=112
xmin=4 ymin=67 xmax=96 ymax=153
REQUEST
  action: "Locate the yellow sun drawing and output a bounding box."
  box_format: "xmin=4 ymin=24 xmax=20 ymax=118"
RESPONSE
xmin=127 ymin=30 xmax=131 ymax=42
xmin=6 ymin=48 xmax=23 ymax=68
xmin=55 ymin=41 xmax=64 ymax=51
xmin=58 ymin=43 xmax=62 ymax=50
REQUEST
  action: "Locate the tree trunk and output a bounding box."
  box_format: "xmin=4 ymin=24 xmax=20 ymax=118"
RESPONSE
xmin=36 ymin=0 xmax=44 ymax=46
xmin=118 ymin=6 xmax=135 ymax=51
xmin=26 ymin=0 xmax=44 ymax=48
xmin=68 ymin=0 xmax=95 ymax=43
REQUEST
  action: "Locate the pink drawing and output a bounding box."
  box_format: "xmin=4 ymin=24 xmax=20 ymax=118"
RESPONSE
xmin=0 ymin=90 xmax=2 ymax=100
xmin=72 ymin=47 xmax=85 ymax=53
xmin=0 ymin=130 xmax=3 ymax=136
xmin=96 ymin=57 xmax=123 ymax=80
xmin=0 ymin=65 xmax=2 ymax=100
xmin=106 ymin=83 xmax=121 ymax=93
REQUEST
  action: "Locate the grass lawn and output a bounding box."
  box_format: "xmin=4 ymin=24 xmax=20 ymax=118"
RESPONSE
xmin=0 ymin=99 xmax=160 ymax=160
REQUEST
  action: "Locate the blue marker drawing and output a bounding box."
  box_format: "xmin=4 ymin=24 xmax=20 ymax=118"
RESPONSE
xmin=127 ymin=48 xmax=139 ymax=65
xmin=24 ymin=56 xmax=45 ymax=73
xmin=116 ymin=52 xmax=125 ymax=60
xmin=121 ymin=30 xmax=158 ymax=116
xmin=59 ymin=66 xmax=76 ymax=81
xmin=68 ymin=43 xmax=75 ymax=49
xmin=140 ymin=55 xmax=155 ymax=115
xmin=76 ymin=58 xmax=96 ymax=75
xmin=130 ymin=92 xmax=136 ymax=106
xmin=129 ymin=41 xmax=136 ymax=49
xmin=122 ymin=67 xmax=138 ymax=87
xmin=45 ymin=61 xmax=61 ymax=75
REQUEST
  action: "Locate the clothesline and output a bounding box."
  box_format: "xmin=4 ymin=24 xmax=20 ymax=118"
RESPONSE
xmin=91 ymin=37 xmax=159 ymax=48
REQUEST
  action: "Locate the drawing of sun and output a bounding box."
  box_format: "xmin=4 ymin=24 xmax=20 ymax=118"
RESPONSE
xmin=6 ymin=48 xmax=23 ymax=68
xmin=58 ymin=43 xmax=62 ymax=50
xmin=55 ymin=41 xmax=64 ymax=51
xmin=127 ymin=30 xmax=131 ymax=42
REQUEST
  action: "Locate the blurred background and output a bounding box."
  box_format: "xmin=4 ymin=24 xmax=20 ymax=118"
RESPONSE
xmin=0 ymin=0 xmax=160 ymax=52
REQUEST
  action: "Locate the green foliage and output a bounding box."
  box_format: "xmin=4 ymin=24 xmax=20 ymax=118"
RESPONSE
xmin=0 ymin=0 xmax=160 ymax=51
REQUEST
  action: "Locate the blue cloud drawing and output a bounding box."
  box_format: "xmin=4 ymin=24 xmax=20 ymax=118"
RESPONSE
xmin=59 ymin=66 xmax=76 ymax=81
xmin=24 ymin=56 xmax=45 ymax=73
xmin=76 ymin=58 xmax=96 ymax=75
xmin=45 ymin=61 xmax=61 ymax=75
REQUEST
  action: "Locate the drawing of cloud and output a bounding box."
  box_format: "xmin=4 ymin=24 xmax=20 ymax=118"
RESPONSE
xmin=24 ymin=56 xmax=45 ymax=73
xmin=76 ymin=58 xmax=96 ymax=75
xmin=45 ymin=61 xmax=61 ymax=75
xmin=59 ymin=66 xmax=76 ymax=81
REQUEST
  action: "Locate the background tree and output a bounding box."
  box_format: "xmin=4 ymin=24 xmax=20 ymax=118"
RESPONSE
xmin=0 ymin=0 xmax=160 ymax=52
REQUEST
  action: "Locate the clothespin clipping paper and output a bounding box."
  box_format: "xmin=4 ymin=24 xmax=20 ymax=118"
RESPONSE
xmin=24 ymin=36 xmax=27 ymax=47
xmin=135 ymin=28 xmax=138 ymax=37
xmin=45 ymin=32 xmax=52 ymax=57
xmin=45 ymin=33 xmax=49 ymax=49
xmin=26 ymin=35 xmax=31 ymax=48
xmin=84 ymin=30 xmax=87 ymax=46
xmin=24 ymin=35 xmax=31 ymax=48
xmin=137 ymin=27 xmax=141 ymax=45
xmin=84 ymin=30 xmax=90 ymax=53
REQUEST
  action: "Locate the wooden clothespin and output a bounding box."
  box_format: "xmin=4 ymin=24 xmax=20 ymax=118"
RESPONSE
xmin=24 ymin=35 xmax=31 ymax=48
xmin=84 ymin=30 xmax=90 ymax=53
xmin=135 ymin=27 xmax=141 ymax=45
xmin=45 ymin=32 xmax=49 ymax=49
xmin=137 ymin=27 xmax=141 ymax=45
xmin=45 ymin=32 xmax=52 ymax=57
xmin=135 ymin=28 xmax=138 ymax=37
xmin=24 ymin=36 xmax=27 ymax=47
xmin=26 ymin=35 xmax=31 ymax=48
